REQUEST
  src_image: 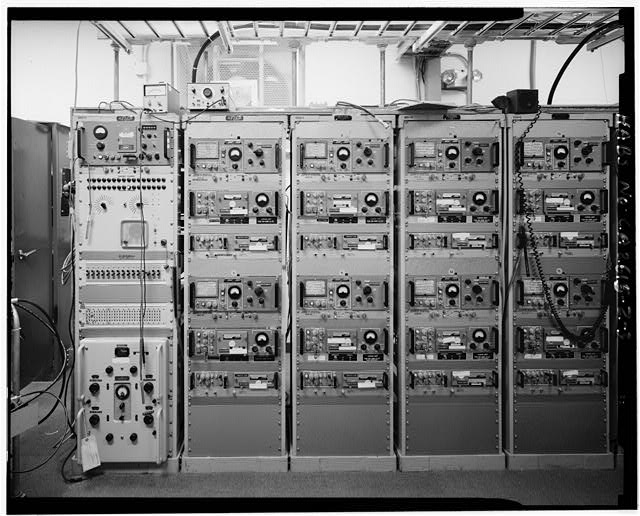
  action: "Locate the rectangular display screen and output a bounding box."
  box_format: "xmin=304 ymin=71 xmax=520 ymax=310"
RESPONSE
xmin=196 ymin=141 xmax=219 ymax=159
xmin=195 ymin=281 xmax=218 ymax=297
xmin=304 ymin=280 xmax=326 ymax=296
xmin=304 ymin=142 xmax=327 ymax=159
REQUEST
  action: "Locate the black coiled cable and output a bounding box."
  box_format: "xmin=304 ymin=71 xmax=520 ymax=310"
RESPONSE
xmin=514 ymin=107 xmax=612 ymax=345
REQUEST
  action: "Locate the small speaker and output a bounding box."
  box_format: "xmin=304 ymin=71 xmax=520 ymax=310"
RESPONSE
xmin=506 ymin=89 xmax=539 ymax=114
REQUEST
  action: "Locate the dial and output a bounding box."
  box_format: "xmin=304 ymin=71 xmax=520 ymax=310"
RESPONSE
xmin=228 ymin=147 xmax=242 ymax=162
xmin=255 ymin=332 xmax=270 ymax=346
xmin=553 ymin=283 xmax=568 ymax=297
xmin=363 ymin=147 xmax=372 ymax=157
xmin=554 ymin=145 xmax=569 ymax=159
xmin=445 ymin=146 xmax=459 ymax=160
xmin=115 ymin=384 xmax=130 ymax=400
xmin=472 ymin=192 xmax=487 ymax=206
xmin=363 ymin=330 xmax=378 ymax=345
xmin=203 ymin=87 xmax=213 ymax=98
xmin=255 ymin=193 xmax=270 ymax=207
xmin=580 ymin=191 xmax=595 ymax=205
xmin=336 ymin=285 xmax=350 ymax=298
xmin=93 ymin=125 xmax=108 ymax=140
xmin=336 ymin=147 xmax=350 ymax=161
xmin=228 ymin=286 xmax=242 ymax=299
xmin=445 ymin=284 xmax=459 ymax=298
xmin=472 ymin=329 xmax=487 ymax=342
xmin=364 ymin=193 xmax=379 ymax=207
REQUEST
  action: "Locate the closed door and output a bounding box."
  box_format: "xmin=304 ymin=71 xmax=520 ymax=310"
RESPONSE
xmin=11 ymin=118 xmax=55 ymax=386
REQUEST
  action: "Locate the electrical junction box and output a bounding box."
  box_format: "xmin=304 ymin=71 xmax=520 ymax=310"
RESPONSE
xmin=143 ymin=83 xmax=180 ymax=114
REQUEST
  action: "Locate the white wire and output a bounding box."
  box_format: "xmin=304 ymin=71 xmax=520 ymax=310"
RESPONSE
xmin=73 ymin=21 xmax=82 ymax=109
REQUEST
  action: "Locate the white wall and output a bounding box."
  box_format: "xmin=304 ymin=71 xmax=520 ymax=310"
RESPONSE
xmin=11 ymin=20 xmax=173 ymax=125
xmin=11 ymin=20 xmax=624 ymax=125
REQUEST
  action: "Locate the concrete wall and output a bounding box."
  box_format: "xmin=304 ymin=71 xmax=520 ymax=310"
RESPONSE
xmin=11 ymin=20 xmax=624 ymax=125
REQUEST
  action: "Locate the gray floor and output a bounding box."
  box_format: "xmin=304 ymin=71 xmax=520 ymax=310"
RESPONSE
xmin=10 ymin=383 xmax=625 ymax=506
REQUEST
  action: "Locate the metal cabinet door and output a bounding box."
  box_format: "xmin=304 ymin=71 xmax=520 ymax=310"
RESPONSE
xmin=11 ymin=118 xmax=56 ymax=386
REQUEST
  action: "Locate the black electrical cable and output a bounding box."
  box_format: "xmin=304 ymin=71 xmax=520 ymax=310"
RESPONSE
xmin=515 ymin=107 xmax=612 ymax=344
xmin=12 ymin=302 xmax=68 ymax=423
xmin=547 ymin=20 xmax=621 ymax=105
xmin=190 ymin=25 xmax=253 ymax=83
xmin=11 ymin=391 xmax=70 ymax=474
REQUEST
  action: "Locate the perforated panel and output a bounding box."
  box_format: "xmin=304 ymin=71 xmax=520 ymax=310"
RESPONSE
xmin=177 ymin=41 xmax=292 ymax=107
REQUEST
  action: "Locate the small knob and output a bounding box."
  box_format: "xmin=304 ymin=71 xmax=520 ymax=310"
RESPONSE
xmin=143 ymin=414 xmax=154 ymax=425
xmin=130 ymin=365 xmax=138 ymax=375
xmin=143 ymin=382 xmax=154 ymax=394
xmin=89 ymin=414 xmax=100 ymax=426
xmin=130 ymin=433 xmax=138 ymax=442
xmin=89 ymin=383 xmax=100 ymax=395
xmin=105 ymin=433 xmax=114 ymax=443
xmin=105 ymin=366 xmax=113 ymax=374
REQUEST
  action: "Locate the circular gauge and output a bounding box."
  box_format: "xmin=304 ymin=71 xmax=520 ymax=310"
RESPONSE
xmin=228 ymin=147 xmax=242 ymax=162
xmin=553 ymin=283 xmax=568 ymax=297
xmin=445 ymin=146 xmax=459 ymax=160
xmin=228 ymin=286 xmax=242 ymax=299
xmin=472 ymin=192 xmax=487 ymax=205
xmin=364 ymin=193 xmax=379 ymax=207
xmin=93 ymin=125 xmax=108 ymax=140
xmin=255 ymin=332 xmax=270 ymax=346
xmin=445 ymin=284 xmax=459 ymax=298
xmin=203 ymin=87 xmax=213 ymax=98
xmin=472 ymin=329 xmax=487 ymax=342
xmin=336 ymin=147 xmax=351 ymax=161
xmin=336 ymin=285 xmax=350 ymax=298
xmin=255 ymin=193 xmax=270 ymax=207
xmin=580 ymin=191 xmax=595 ymax=205
xmin=115 ymin=385 xmax=130 ymax=400
xmin=364 ymin=330 xmax=378 ymax=345
xmin=554 ymin=145 xmax=569 ymax=159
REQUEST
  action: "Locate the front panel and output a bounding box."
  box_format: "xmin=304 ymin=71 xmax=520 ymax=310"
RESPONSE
xmin=505 ymin=110 xmax=615 ymax=468
xmin=396 ymin=115 xmax=504 ymax=469
xmin=291 ymin=112 xmax=395 ymax=470
xmin=71 ymin=109 xmax=181 ymax=469
xmin=183 ymin=114 xmax=287 ymax=471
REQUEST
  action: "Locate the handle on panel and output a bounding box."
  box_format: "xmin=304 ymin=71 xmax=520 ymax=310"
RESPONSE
xmin=491 ymin=141 xmax=500 ymax=167
xmin=384 ymin=142 xmax=390 ymax=168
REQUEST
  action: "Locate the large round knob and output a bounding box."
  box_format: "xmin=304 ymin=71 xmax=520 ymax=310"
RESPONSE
xmin=115 ymin=384 xmax=130 ymax=400
xmin=445 ymin=146 xmax=459 ymax=160
xmin=105 ymin=433 xmax=113 ymax=443
xmin=554 ymin=145 xmax=569 ymax=159
xmin=472 ymin=146 xmax=484 ymax=156
xmin=143 ymin=414 xmax=154 ymax=425
xmin=143 ymin=382 xmax=154 ymax=394
xmin=362 ymin=285 xmax=372 ymax=296
xmin=581 ymin=144 xmax=593 ymax=156
xmin=89 ymin=383 xmax=100 ymax=395
xmin=228 ymin=286 xmax=242 ymax=299
xmin=255 ymin=193 xmax=269 ymax=207
xmin=254 ymin=285 xmax=264 ymax=296
xmin=472 ymin=284 xmax=483 ymax=295
xmin=89 ymin=414 xmax=100 ymax=427
xmin=254 ymin=148 xmax=264 ymax=157
xmin=228 ymin=147 xmax=242 ymax=162
xmin=364 ymin=330 xmax=378 ymax=345
xmin=336 ymin=147 xmax=350 ymax=161
xmin=553 ymin=283 xmax=568 ymax=297
xmin=445 ymin=284 xmax=459 ymax=298
xmin=105 ymin=366 xmax=113 ymax=375
xmin=472 ymin=192 xmax=487 ymax=205
xmin=364 ymin=193 xmax=379 ymax=207
xmin=336 ymin=285 xmax=350 ymax=298
xmin=363 ymin=147 xmax=372 ymax=157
